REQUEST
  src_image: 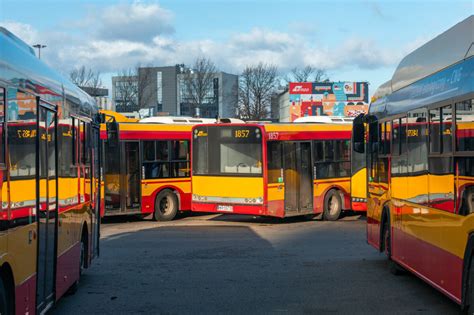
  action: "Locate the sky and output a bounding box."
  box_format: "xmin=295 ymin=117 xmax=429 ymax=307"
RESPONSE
xmin=0 ymin=0 xmax=472 ymax=97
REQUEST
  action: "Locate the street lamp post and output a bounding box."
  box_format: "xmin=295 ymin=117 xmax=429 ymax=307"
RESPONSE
xmin=33 ymin=44 xmax=47 ymax=59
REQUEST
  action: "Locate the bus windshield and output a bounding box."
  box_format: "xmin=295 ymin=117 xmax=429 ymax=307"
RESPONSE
xmin=193 ymin=125 xmax=263 ymax=176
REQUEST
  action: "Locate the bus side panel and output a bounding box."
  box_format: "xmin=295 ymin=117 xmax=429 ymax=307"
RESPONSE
xmin=15 ymin=273 xmax=36 ymax=315
xmin=351 ymin=167 xmax=367 ymax=211
xmin=141 ymin=179 xmax=192 ymax=214
xmin=8 ymin=224 xmax=37 ymax=315
xmin=266 ymin=183 xmax=284 ymax=217
xmin=393 ymin=200 xmax=473 ymax=304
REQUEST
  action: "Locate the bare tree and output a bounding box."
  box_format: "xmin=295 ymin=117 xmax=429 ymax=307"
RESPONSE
xmin=114 ymin=68 xmax=139 ymax=110
xmin=237 ymin=63 xmax=279 ymax=120
xmin=137 ymin=66 xmax=157 ymax=109
xmin=285 ymin=65 xmax=329 ymax=83
xmin=180 ymin=57 xmax=217 ymax=117
xmin=69 ymin=66 xmax=103 ymax=96
xmin=113 ymin=64 xmax=156 ymax=112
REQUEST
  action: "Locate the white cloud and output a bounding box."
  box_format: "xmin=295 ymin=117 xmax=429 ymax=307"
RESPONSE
xmin=1 ymin=5 xmax=408 ymax=79
xmin=95 ymin=1 xmax=174 ymax=42
xmin=1 ymin=21 xmax=39 ymax=44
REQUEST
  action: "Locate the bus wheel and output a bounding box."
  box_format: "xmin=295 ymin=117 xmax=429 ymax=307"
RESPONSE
xmin=323 ymin=190 xmax=342 ymax=221
xmin=0 ymin=275 xmax=11 ymax=315
xmin=382 ymin=215 xmax=404 ymax=275
xmin=153 ymin=190 xmax=178 ymax=221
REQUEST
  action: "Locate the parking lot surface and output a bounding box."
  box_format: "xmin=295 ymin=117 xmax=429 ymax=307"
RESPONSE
xmin=53 ymin=213 xmax=459 ymax=314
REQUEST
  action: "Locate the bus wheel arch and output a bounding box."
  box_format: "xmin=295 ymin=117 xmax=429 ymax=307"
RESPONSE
xmin=0 ymin=263 xmax=15 ymax=315
xmin=153 ymin=188 xmax=179 ymax=221
xmin=461 ymin=233 xmax=474 ymax=310
xmin=323 ymin=188 xmax=343 ymax=221
xmin=81 ymin=223 xmax=89 ymax=270
xmin=380 ymin=206 xmax=391 ymax=255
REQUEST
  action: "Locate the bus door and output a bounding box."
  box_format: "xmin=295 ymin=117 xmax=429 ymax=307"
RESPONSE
xmin=283 ymin=142 xmax=313 ymax=214
xmin=123 ymin=141 xmax=140 ymax=210
xmin=36 ymin=102 xmax=58 ymax=313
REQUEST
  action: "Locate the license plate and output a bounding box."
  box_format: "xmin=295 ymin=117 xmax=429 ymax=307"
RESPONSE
xmin=217 ymin=205 xmax=233 ymax=212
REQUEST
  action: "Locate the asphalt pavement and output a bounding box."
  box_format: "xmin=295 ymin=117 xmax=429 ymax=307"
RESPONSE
xmin=52 ymin=213 xmax=460 ymax=314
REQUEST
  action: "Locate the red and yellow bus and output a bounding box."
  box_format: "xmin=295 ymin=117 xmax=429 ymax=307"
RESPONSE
xmin=0 ymin=27 xmax=101 ymax=314
xmin=353 ymin=16 xmax=474 ymax=309
xmin=191 ymin=119 xmax=366 ymax=220
xmin=101 ymin=115 xmax=215 ymax=221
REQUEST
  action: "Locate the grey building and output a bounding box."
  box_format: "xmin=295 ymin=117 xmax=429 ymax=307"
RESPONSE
xmin=139 ymin=66 xmax=180 ymax=114
xmin=112 ymin=75 xmax=138 ymax=113
xmin=177 ymin=71 xmax=238 ymax=118
xmin=79 ymin=86 xmax=110 ymax=110
xmin=112 ymin=66 xmax=238 ymax=118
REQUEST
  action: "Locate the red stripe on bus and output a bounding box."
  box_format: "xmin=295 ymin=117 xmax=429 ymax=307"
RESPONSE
xmin=142 ymin=179 xmax=190 ymax=185
xmin=267 ymin=130 xmax=351 ymax=141
xmin=119 ymin=131 xmax=191 ymax=140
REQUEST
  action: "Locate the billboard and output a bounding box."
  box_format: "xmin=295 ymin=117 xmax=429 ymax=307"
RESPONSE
xmin=288 ymin=81 xmax=369 ymax=121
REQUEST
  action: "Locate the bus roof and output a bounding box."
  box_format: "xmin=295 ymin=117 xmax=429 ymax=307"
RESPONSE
xmin=293 ymin=116 xmax=354 ymax=124
xmin=0 ymin=27 xmax=98 ymax=119
xmin=370 ymin=15 xmax=474 ymax=119
xmin=100 ymin=110 xmax=138 ymax=123
xmin=139 ymin=116 xmax=217 ymax=124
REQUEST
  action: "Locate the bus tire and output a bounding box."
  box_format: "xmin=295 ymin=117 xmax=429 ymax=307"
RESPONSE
xmin=465 ymin=255 xmax=474 ymax=313
xmin=323 ymin=189 xmax=342 ymax=221
xmin=0 ymin=272 xmax=12 ymax=315
xmin=381 ymin=212 xmax=404 ymax=276
xmin=153 ymin=190 xmax=178 ymax=221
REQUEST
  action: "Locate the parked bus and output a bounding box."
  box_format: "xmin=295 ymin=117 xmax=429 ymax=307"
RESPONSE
xmin=191 ymin=120 xmax=367 ymax=220
xmin=0 ymin=28 xmax=101 ymax=314
xmin=352 ymin=16 xmax=474 ymax=309
xmin=101 ymin=115 xmax=216 ymax=221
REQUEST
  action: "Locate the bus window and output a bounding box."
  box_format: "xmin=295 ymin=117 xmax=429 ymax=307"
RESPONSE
xmin=399 ymin=117 xmax=408 ymax=175
xmin=456 ymin=100 xmax=473 ymax=151
xmin=456 ymin=99 xmax=474 ymax=215
xmin=268 ymin=142 xmax=283 ymax=183
xmin=171 ymin=140 xmax=190 ymax=178
xmin=143 ymin=141 xmax=155 ymax=161
xmin=407 ymin=110 xmax=429 ymax=205
xmin=143 ymin=140 xmax=170 ymax=179
xmin=442 ymin=105 xmax=453 ymax=153
xmin=429 ymin=108 xmax=441 ymax=153
xmin=429 ymin=107 xmax=454 ymax=211
xmin=7 ymin=89 xmax=37 ymax=226
xmin=458 ymin=157 xmax=474 ymax=215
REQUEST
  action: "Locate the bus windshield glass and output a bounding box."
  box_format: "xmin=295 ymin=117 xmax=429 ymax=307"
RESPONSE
xmin=193 ymin=125 xmax=263 ymax=176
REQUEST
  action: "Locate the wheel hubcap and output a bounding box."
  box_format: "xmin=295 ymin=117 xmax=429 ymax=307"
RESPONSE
xmin=160 ymin=196 xmax=173 ymax=215
xmin=328 ymin=196 xmax=339 ymax=215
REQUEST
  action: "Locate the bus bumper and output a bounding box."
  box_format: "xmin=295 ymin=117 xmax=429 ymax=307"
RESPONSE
xmin=191 ymin=202 xmax=265 ymax=216
xmin=351 ymin=200 xmax=367 ymax=211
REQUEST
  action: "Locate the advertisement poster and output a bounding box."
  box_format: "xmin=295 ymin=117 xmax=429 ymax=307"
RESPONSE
xmin=288 ymin=81 xmax=369 ymax=121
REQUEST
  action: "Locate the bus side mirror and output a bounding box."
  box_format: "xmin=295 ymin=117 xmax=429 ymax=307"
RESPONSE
xmin=353 ymin=114 xmax=365 ymax=154
xmin=354 ymin=142 xmax=364 ymax=153
xmin=106 ymin=121 xmax=118 ymax=147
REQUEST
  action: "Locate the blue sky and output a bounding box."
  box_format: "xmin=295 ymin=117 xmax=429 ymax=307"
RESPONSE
xmin=1 ymin=0 xmax=472 ymax=96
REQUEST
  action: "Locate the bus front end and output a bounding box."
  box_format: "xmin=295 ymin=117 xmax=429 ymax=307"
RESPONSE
xmin=191 ymin=124 xmax=266 ymax=216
